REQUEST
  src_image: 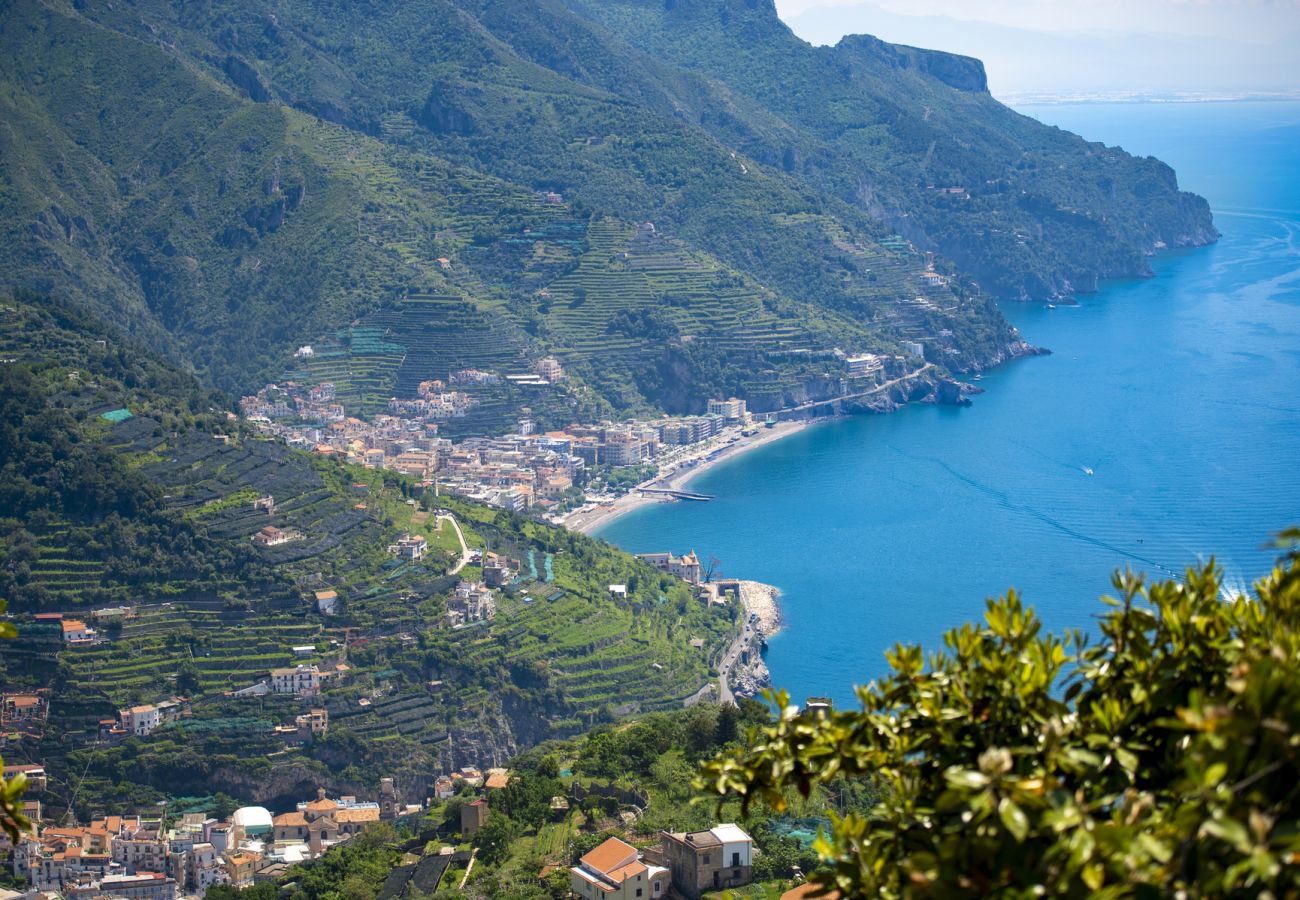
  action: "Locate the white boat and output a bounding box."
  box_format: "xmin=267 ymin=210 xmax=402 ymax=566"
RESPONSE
xmin=1083 ymin=466 xmax=1094 ymax=476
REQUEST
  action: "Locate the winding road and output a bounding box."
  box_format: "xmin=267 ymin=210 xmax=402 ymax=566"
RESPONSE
xmin=438 ymin=513 xmax=473 ymax=575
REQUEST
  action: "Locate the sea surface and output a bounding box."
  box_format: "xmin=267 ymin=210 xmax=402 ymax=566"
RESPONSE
xmin=597 ymin=101 xmax=1300 ymax=704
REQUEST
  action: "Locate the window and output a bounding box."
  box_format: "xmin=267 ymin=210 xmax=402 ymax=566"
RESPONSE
xmin=703 ymin=855 xmax=710 ymax=865
xmin=732 ymin=852 xmax=741 ymax=867
xmin=637 ymin=890 xmax=643 ymax=897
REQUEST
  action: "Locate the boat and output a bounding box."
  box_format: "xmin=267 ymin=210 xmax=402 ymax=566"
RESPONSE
xmin=1083 ymin=467 xmax=1094 ymax=476
xmin=973 ymin=373 xmax=983 ymax=381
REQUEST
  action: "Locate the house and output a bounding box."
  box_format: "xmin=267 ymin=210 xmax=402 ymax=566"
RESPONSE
xmin=461 ymin=798 xmax=489 ymax=836
xmin=482 ymin=552 xmax=517 ymax=588
xmin=120 ymin=705 xmax=161 ymax=737
xmin=570 ymin=836 xmax=669 ymax=900
xmin=484 ymin=769 xmax=510 ymax=791
xmin=270 ymin=665 xmax=321 ymax=697
xmin=447 ymin=582 xmax=495 ymax=626
xmin=608 ymin=584 xmax=628 ymax=599
xmin=636 ymin=551 xmax=702 ymax=587
xmin=3 ymin=764 xmax=46 ymax=793
xmin=61 ymin=619 xmax=95 ymax=644
xmin=536 ymin=356 xmax=565 ymax=382
xmin=224 ymin=851 xmax=259 ymax=887
xmin=2 ymin=693 xmax=44 ymax=722
xmin=393 ymin=533 xmax=428 ymax=560
xmin=294 ymin=708 xmax=328 ymax=738
xmin=659 ymin=825 xmax=754 ymax=900
xmin=314 ymin=589 xmax=339 ymax=615
xmin=433 ymin=776 xmax=455 ymax=800
xmin=252 ymin=525 xmax=301 ymax=547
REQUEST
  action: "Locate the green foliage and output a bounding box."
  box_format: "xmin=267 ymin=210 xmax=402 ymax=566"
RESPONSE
xmin=0 ymin=0 xmax=1211 ymax=420
xmin=699 ymin=534 xmax=1300 ymax=897
xmin=0 ymin=598 xmax=29 ymax=842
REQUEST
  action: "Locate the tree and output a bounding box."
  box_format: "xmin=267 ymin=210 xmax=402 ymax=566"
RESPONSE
xmin=176 ymin=659 xmax=201 ymax=695
xmin=0 ymin=600 xmax=28 ymax=842
xmin=698 ymin=532 xmax=1300 ymax=898
xmin=472 ymin=813 xmax=518 ymax=866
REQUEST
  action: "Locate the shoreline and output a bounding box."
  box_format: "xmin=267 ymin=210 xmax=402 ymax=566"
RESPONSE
xmin=561 ymin=418 xmax=819 ymax=536
xmin=737 ymin=580 xmax=782 ymax=637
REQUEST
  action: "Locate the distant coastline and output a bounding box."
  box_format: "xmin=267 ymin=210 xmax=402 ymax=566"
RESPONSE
xmin=563 ymin=419 xmax=818 ymax=536
xmin=1005 ymin=90 xmax=1300 ymax=107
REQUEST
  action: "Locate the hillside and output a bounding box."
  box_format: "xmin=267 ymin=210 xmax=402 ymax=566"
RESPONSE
xmin=561 ymin=0 xmax=1218 ymax=298
xmin=0 ymin=0 xmax=1212 ymax=422
xmin=0 ymin=294 xmax=737 ymax=817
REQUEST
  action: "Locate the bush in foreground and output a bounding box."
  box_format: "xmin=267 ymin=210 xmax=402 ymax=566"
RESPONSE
xmin=700 ymin=531 xmax=1300 ymax=897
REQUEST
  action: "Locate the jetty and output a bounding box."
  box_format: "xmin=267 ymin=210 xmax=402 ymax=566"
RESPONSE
xmin=637 ymin=487 xmax=714 ymax=501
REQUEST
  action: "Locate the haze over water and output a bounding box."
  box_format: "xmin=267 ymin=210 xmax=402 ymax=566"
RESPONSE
xmin=598 ymin=101 xmax=1300 ymax=704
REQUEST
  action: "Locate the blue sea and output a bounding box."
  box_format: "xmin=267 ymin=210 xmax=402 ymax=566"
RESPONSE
xmin=598 ymin=101 xmax=1300 ymax=704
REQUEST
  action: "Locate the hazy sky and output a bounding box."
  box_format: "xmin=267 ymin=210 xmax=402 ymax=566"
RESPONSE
xmin=774 ymin=0 xmax=1300 ymax=42
xmin=774 ymin=0 xmax=1300 ymax=95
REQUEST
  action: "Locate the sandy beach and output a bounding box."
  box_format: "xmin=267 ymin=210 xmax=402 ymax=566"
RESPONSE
xmin=561 ymin=419 xmax=815 ymax=535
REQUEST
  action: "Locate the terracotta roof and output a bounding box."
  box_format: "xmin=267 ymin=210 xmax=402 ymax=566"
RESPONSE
xmin=485 ymin=772 xmax=510 ymax=790
xmin=607 ymin=861 xmax=647 ymax=883
xmin=580 ymin=837 xmax=638 ymax=876
xmin=304 ymin=797 xmax=338 ymax=812
xmin=272 ymin=812 xmax=306 ymax=827
xmin=335 ymin=807 xmax=379 ymax=823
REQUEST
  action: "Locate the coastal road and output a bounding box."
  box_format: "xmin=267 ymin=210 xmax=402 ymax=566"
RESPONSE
xmin=716 ymin=620 xmax=756 ymax=706
xmin=438 ymin=514 xmax=473 ymax=575
xmin=779 ymin=363 xmax=935 ymax=415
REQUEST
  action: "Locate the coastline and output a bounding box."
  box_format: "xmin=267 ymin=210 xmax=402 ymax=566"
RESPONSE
xmin=737 ymin=580 xmax=782 ymax=637
xmin=562 ymin=419 xmax=817 ymax=536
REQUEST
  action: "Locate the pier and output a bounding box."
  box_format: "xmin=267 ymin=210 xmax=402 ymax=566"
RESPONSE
xmin=638 ymin=487 xmax=714 ymax=501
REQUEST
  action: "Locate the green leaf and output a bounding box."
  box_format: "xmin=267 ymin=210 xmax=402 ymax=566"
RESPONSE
xmin=999 ymin=797 xmax=1029 ymax=843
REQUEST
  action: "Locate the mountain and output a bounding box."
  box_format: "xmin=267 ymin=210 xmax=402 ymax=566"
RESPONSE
xmin=0 ymin=0 xmax=1213 ymax=422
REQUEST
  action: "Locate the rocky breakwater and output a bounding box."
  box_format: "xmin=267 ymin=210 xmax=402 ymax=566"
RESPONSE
xmin=728 ymin=581 xmax=782 ymax=699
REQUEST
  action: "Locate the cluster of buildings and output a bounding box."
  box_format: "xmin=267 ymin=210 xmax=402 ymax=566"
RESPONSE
xmin=446 ymin=581 xmax=496 ymax=627
xmin=6 ymin=781 xmax=409 ymax=897
xmin=570 ymin=825 xmax=754 ymax=900
xmin=245 ymin=351 xmax=753 ymax=518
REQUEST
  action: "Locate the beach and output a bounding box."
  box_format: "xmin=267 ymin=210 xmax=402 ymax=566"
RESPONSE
xmin=561 ymin=419 xmax=814 ymax=535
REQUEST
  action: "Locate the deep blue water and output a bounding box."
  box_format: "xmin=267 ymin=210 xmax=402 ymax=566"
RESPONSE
xmin=599 ymin=101 xmax=1300 ymax=704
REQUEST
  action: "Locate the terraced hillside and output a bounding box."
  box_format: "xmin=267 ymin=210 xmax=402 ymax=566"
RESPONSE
xmin=0 ymin=295 xmax=736 ymax=816
xmin=0 ymin=0 xmax=1207 ymax=423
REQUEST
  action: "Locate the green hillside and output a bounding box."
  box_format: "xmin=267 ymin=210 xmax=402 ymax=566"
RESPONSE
xmin=0 ymin=0 xmax=1212 ymax=422
xmin=0 ymin=295 xmax=735 ymax=816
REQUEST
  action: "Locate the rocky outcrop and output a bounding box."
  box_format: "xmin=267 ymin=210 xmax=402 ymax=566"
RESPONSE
xmin=836 ymin=34 xmax=989 ymax=93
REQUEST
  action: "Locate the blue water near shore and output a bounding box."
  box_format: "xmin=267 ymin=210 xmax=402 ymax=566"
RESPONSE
xmin=598 ymin=101 xmax=1300 ymax=704
xmin=600 ymin=103 xmax=1300 ymax=702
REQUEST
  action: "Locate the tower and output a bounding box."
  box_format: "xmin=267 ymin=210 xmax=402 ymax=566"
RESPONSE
xmin=379 ymin=777 xmax=399 ymax=821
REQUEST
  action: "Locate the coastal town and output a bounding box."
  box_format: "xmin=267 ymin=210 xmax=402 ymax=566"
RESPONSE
xmin=240 ymin=346 xmax=921 ymax=530
xmin=4 ymin=750 xmax=769 ymax=900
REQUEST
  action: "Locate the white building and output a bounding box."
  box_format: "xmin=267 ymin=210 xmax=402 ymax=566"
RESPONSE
xmin=706 ymin=398 xmax=747 ymax=422
xmin=270 ymin=665 xmax=321 ymax=697
xmin=120 ymin=705 xmax=161 ymax=737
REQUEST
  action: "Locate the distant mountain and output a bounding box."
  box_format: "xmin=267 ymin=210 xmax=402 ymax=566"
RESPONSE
xmin=783 ymin=2 xmax=1300 ymax=99
xmin=0 ymin=0 xmax=1215 ymax=417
